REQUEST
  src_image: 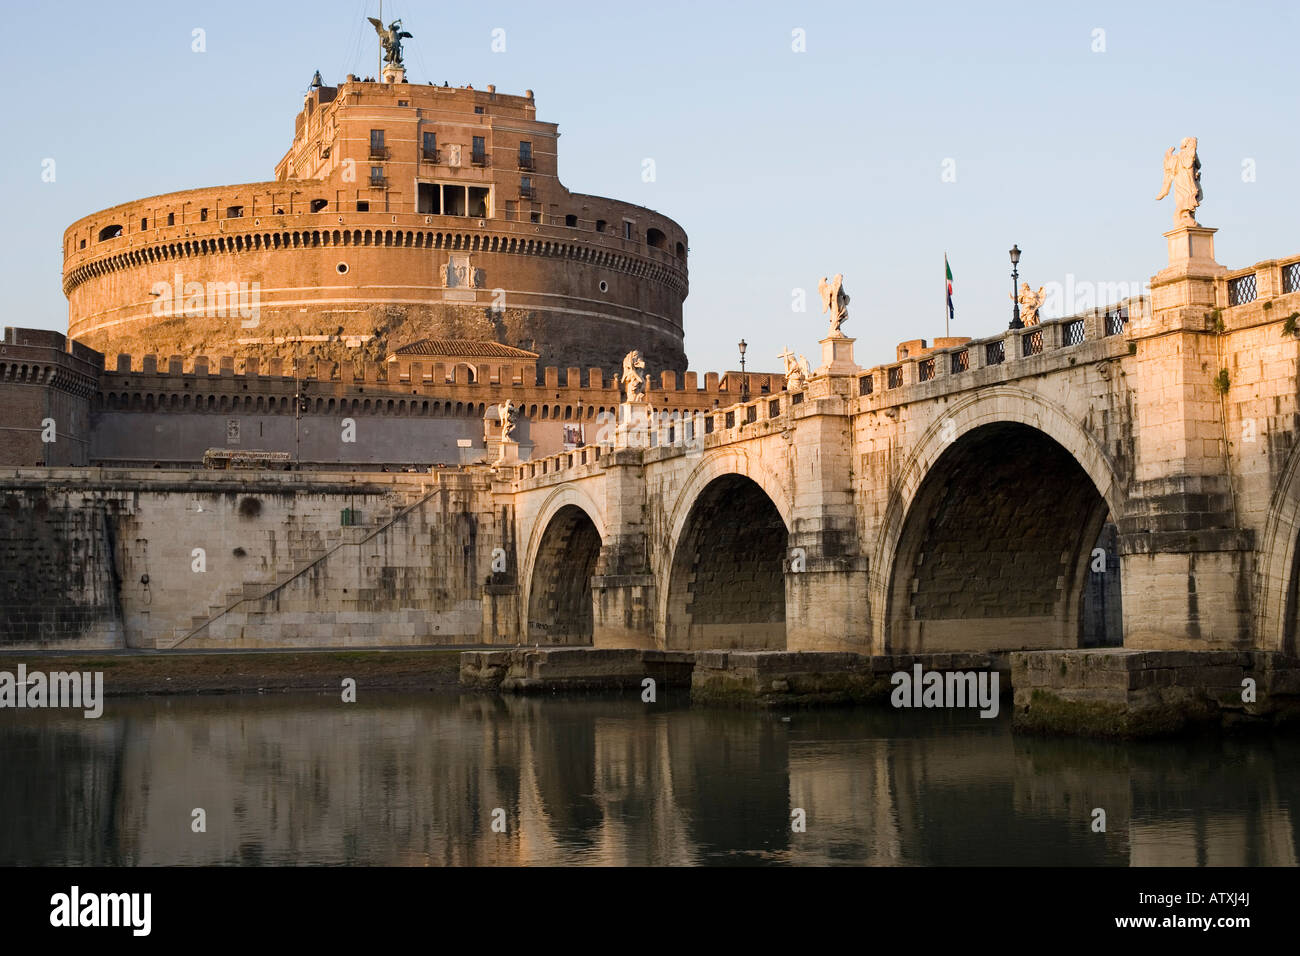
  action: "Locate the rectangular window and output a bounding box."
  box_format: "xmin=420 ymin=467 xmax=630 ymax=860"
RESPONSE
xmin=200 ymin=208 xmax=208 ymax=221
xmin=370 ymin=166 xmax=385 ymax=186
xmin=623 ymin=220 xmax=634 ymax=240
xmin=473 ymin=106 xmax=484 ymax=114
xmin=226 ymin=205 xmax=243 ymax=218
xmin=141 ymin=217 xmax=148 ymax=230
xmin=443 ymin=184 xmax=466 ymax=216
xmin=520 ymin=176 xmax=533 ymax=199
xmin=369 ymin=129 xmax=385 ymax=158
xmin=422 ymin=131 xmax=437 ymax=161
xmin=167 ymin=213 xmax=175 ymax=226
xmin=356 ymin=200 xmax=369 ymax=212
xmin=530 ymin=211 xmax=541 ymax=223
xmin=417 ymin=182 xmax=439 ymax=215
xmin=468 ymin=186 xmax=490 ymax=217
xmin=518 ymin=141 xmax=533 ymax=170
xmin=472 ymin=136 xmax=487 ymax=165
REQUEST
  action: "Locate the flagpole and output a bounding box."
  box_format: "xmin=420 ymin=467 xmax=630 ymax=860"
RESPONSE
xmin=944 ymin=252 xmax=949 ymax=340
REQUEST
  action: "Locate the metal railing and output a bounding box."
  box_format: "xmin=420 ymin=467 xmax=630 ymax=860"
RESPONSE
xmin=1104 ymin=307 xmax=1127 ymax=336
xmin=421 ymin=148 xmax=439 ymax=162
xmin=887 ymin=366 xmax=903 ymax=389
xmin=1285 ymin=261 xmax=1300 ymax=294
xmin=368 ymin=146 xmax=390 ymax=160
xmin=1022 ymin=328 xmax=1043 ymax=356
xmin=859 ymin=374 xmax=873 ymax=396
xmin=1229 ymin=273 xmax=1258 ymax=306
xmin=471 ymin=151 xmax=489 ymax=167
xmin=918 ymin=357 xmax=935 ymax=382
xmin=985 ymin=340 xmax=1005 ymax=365
xmin=518 ymin=155 xmax=535 ymax=171
xmin=951 ymin=349 xmax=969 ymax=373
xmin=1064 ymin=319 xmax=1086 ymax=346
xmin=520 ymin=186 xmax=534 ymax=200
xmin=368 ymin=176 xmax=388 ymax=188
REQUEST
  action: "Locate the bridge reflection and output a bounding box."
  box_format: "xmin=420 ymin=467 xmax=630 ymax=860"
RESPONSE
xmin=0 ymin=694 xmax=1295 ymax=866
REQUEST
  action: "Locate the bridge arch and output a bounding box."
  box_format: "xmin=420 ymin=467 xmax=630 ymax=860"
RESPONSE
xmin=1255 ymin=441 xmax=1300 ymax=653
xmin=659 ymin=452 xmax=792 ymax=649
xmin=522 ymin=485 xmax=607 ymax=645
xmin=874 ymin=387 xmax=1126 ymax=653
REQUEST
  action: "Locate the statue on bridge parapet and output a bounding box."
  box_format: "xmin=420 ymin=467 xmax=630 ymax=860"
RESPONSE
xmin=1012 ymin=283 xmax=1047 ymax=327
xmin=818 ymin=274 xmax=850 ymax=336
xmin=621 ymin=350 xmax=647 ymax=404
xmin=779 ymin=346 xmax=811 ymax=389
xmin=1157 ymin=137 xmax=1203 ymax=227
xmin=498 ymin=399 xmax=517 ymax=443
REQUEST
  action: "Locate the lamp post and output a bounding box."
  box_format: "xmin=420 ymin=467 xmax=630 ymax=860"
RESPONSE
xmin=1009 ymin=244 xmax=1023 ymax=330
xmin=738 ymin=339 xmax=749 ymax=402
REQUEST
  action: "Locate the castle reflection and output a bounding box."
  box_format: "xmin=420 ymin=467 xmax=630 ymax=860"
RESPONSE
xmin=1 ymin=694 xmax=1296 ymax=866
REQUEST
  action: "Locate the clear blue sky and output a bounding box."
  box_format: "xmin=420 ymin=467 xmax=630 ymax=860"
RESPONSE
xmin=2 ymin=0 xmax=1296 ymax=374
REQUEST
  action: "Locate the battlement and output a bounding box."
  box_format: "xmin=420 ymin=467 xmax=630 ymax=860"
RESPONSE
xmin=97 ymin=350 xmax=784 ymax=413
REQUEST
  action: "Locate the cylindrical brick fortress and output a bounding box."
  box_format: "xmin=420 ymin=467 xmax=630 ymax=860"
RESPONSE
xmin=62 ymin=78 xmax=689 ymax=375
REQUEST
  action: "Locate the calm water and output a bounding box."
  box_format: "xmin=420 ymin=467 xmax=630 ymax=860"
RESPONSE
xmin=1 ymin=691 xmax=1297 ymax=866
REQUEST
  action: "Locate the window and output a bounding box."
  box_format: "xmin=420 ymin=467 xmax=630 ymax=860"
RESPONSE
xmin=473 ymin=106 xmax=484 ymax=114
xmin=356 ymin=200 xmax=369 ymax=212
xmin=397 ymin=99 xmax=408 ymax=107
xmin=418 ymin=182 xmax=439 ymax=214
xmin=79 ymin=239 xmax=86 ymax=249
xmin=646 ymin=227 xmax=666 ymax=249
xmin=530 ymin=211 xmax=541 ymax=223
xmin=565 ymin=214 xmax=578 ymax=227
xmin=370 ymin=166 xmax=385 ymax=187
xmin=226 ymin=205 xmax=243 ymax=218
xmin=97 ymin=224 xmax=122 ymax=241
xmin=518 ymin=141 xmax=533 ymax=170
xmin=167 ymin=213 xmax=175 ymax=226
xmin=200 ymin=208 xmax=208 ymax=221
xmin=471 ymin=136 xmax=487 ymax=165
xmin=369 ymin=129 xmax=386 ymax=159
xmin=310 ymin=198 xmax=327 ymax=213
xmin=140 ymin=217 xmax=148 ymax=230
xmin=623 ymin=220 xmax=634 ymax=240
xmin=595 ymin=219 xmax=607 ymax=233
xmin=468 ymin=186 xmax=490 ymax=217
xmin=422 ymin=131 xmax=437 ymax=161
xmin=520 ymin=176 xmax=533 ymax=199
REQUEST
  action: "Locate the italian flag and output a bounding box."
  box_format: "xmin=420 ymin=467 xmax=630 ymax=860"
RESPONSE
xmin=945 ymin=254 xmax=954 ymax=320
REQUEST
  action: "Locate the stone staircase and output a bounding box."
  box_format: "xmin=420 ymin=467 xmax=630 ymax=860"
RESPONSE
xmin=164 ymin=484 xmax=437 ymax=648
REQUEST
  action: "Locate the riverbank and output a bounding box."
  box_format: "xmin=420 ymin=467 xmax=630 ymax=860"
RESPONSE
xmin=0 ymin=649 xmax=465 ymax=696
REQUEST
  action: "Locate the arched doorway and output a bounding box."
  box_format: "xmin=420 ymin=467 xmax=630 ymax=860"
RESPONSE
xmin=527 ymin=505 xmax=602 ymax=644
xmin=665 ymin=474 xmax=788 ymax=650
xmin=885 ymin=422 xmax=1120 ymax=652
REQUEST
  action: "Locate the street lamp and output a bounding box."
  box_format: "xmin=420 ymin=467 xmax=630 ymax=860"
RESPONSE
xmin=738 ymin=339 xmax=749 ymax=402
xmin=1009 ymin=244 xmax=1023 ymax=330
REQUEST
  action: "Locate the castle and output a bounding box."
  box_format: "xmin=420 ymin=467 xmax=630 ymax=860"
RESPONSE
xmin=2 ymin=58 xmax=727 ymax=469
xmin=60 ymin=71 xmax=688 ymax=375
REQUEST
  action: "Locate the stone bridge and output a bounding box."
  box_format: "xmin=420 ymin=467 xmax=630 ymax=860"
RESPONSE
xmin=503 ymin=229 xmax=1300 ymax=658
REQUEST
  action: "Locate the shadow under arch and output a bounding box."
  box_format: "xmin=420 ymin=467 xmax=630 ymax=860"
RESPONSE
xmin=1255 ymin=439 xmax=1300 ymax=654
xmin=881 ymin=419 xmax=1121 ymax=654
xmin=525 ymin=502 xmax=603 ymax=644
xmin=663 ymin=473 xmax=790 ymax=650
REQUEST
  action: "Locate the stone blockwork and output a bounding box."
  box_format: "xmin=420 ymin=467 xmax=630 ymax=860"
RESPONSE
xmin=1011 ymin=649 xmax=1300 ymax=735
xmin=0 ymin=467 xmax=507 ymax=650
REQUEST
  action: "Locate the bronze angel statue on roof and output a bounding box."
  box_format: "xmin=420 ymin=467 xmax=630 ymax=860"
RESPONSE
xmin=368 ymin=17 xmax=413 ymax=67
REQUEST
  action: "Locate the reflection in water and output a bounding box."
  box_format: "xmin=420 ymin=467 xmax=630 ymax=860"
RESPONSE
xmin=1 ymin=693 xmax=1297 ymax=866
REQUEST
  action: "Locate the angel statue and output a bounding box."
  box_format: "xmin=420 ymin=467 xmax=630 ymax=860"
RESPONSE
xmin=368 ymin=17 xmax=413 ymax=67
xmin=779 ymin=347 xmax=811 ymax=389
xmin=498 ymin=400 xmax=518 ymax=442
xmin=818 ymin=274 xmax=850 ymax=336
xmin=1012 ymin=283 xmax=1047 ymax=326
xmin=1156 ymin=137 xmax=1202 ymax=227
xmin=621 ymin=350 xmax=647 ymax=404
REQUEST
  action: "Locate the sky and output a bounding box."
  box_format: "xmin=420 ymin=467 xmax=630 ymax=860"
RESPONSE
xmin=1 ymin=0 xmax=1297 ymax=374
